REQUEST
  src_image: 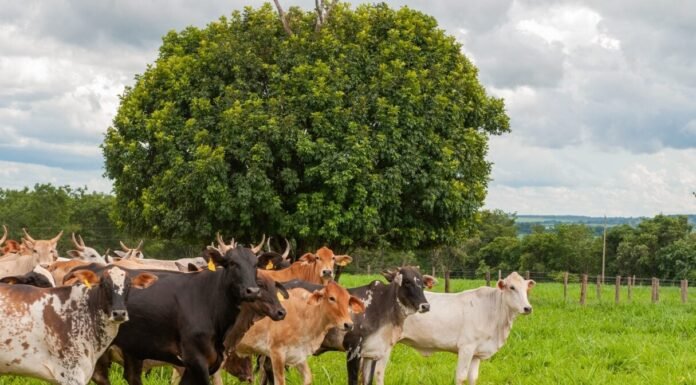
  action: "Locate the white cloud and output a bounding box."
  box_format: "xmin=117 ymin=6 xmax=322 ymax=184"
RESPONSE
xmin=0 ymin=161 xmax=111 ymax=193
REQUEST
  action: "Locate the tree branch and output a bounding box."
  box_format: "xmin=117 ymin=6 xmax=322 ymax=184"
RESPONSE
xmin=273 ymin=0 xmax=293 ymax=36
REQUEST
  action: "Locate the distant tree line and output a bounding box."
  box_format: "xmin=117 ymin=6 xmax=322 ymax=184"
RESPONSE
xmin=1 ymin=185 xmax=693 ymax=280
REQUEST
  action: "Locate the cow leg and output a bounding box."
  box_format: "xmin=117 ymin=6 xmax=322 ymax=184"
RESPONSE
xmin=91 ymin=353 xmax=113 ymax=385
xmin=295 ymin=360 xmax=312 ymax=385
xmin=467 ymin=358 xmax=481 ymax=385
xmin=123 ymin=355 xmax=144 ymax=385
xmin=455 ymin=347 xmax=475 ymax=385
xmin=346 ymin=353 xmax=361 ymax=385
xmin=360 ymin=359 xmax=376 ymax=385
xmin=270 ymin=352 xmax=287 ymax=385
xmin=259 ymin=355 xmax=274 ymax=385
xmin=212 ymin=369 xmax=224 ymax=385
xmin=371 ymin=349 xmax=392 ymax=385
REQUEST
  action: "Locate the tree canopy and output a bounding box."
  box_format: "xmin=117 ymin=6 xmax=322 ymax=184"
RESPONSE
xmin=103 ymin=2 xmax=508 ymax=249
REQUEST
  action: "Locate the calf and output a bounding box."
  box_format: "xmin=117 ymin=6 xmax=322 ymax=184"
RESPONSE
xmin=0 ymin=266 xmax=157 ymax=385
xmin=399 ymin=272 xmax=535 ymax=385
xmin=236 ymin=281 xmax=364 ymax=385
xmin=106 ymin=246 xmax=260 ymax=385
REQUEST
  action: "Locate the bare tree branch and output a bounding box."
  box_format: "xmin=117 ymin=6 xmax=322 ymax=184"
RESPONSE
xmin=315 ymin=0 xmax=337 ymax=32
xmin=273 ymin=0 xmax=294 ymax=36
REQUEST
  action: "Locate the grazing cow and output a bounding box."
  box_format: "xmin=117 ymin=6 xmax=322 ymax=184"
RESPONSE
xmin=236 ymin=281 xmax=365 ymax=385
xmin=0 ymin=266 xmax=157 ymax=385
xmin=0 ymin=265 xmax=56 ymax=287
xmin=0 ymin=229 xmax=63 ymax=279
xmin=67 ymin=233 xmax=108 ymax=264
xmin=399 ymin=272 xmax=536 ymax=385
xmin=262 ymin=246 xmax=352 ymax=285
xmin=101 ymin=246 xmax=260 ymax=385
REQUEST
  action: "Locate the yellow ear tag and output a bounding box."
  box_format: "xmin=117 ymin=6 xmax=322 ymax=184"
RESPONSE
xmin=82 ymin=279 xmax=92 ymax=289
xmin=266 ymin=262 xmax=274 ymax=270
xmin=336 ymin=260 xmax=349 ymax=267
xmin=207 ymin=259 xmax=217 ymax=272
xmin=277 ymin=292 xmax=286 ymax=302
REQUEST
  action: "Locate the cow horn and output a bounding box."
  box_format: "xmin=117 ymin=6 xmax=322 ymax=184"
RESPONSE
xmin=135 ymin=239 xmax=144 ymax=251
xmin=281 ymin=238 xmax=291 ymax=260
xmin=216 ymin=232 xmax=225 ymax=249
xmin=265 ymin=236 xmax=272 ymax=252
xmin=0 ymin=225 xmax=7 ymax=246
xmin=229 ymin=238 xmax=236 ymax=248
xmin=251 ymin=234 xmax=265 ymax=254
xmin=22 ymin=228 xmax=36 ymax=243
xmin=78 ymin=234 xmax=86 ymax=248
xmin=71 ymin=233 xmax=85 ymax=251
xmin=119 ymin=241 xmax=130 ymax=251
xmin=51 ymin=230 xmax=64 ymax=244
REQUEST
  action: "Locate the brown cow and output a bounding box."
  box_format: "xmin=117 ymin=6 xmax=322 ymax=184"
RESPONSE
xmin=262 ymin=246 xmax=352 ymax=285
xmin=236 ymin=281 xmax=365 ymax=385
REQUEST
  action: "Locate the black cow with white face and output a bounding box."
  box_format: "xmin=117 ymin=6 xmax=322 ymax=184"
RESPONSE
xmin=276 ymin=266 xmax=434 ymax=385
xmin=90 ymin=246 xmax=260 ymax=385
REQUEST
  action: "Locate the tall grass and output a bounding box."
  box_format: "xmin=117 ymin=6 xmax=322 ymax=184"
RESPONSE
xmin=2 ymin=275 xmax=695 ymax=384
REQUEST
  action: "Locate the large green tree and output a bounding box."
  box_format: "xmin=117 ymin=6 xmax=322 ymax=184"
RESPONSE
xmin=103 ymin=3 xmax=508 ymax=249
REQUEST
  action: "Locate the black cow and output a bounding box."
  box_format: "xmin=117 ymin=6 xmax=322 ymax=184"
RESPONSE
xmin=274 ymin=266 xmax=434 ymax=385
xmin=82 ymin=246 xmax=260 ymax=385
xmin=0 ymin=270 xmax=54 ymax=288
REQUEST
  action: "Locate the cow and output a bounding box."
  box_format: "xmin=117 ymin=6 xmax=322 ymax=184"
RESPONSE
xmin=0 ymin=225 xmax=22 ymax=256
xmin=66 ymin=233 xmax=108 ymax=264
xmin=0 ymin=266 xmax=157 ymax=385
xmin=0 ymin=228 xmax=63 ymax=279
xmin=270 ymin=266 xmax=434 ymax=385
xmin=262 ymin=246 xmax=352 ymax=285
xmin=0 ymin=264 xmax=56 ymax=287
xmin=112 ymin=240 xmax=207 ymax=272
xmin=399 ymin=272 xmax=535 ymax=385
xmin=99 ymin=245 xmax=260 ymax=385
xmin=236 ymin=281 xmax=365 ymax=385
xmin=257 ymin=238 xmax=292 ymax=270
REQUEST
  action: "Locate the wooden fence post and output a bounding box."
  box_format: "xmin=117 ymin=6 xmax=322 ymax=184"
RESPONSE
xmin=633 ymin=275 xmax=637 ymax=286
xmin=615 ymin=276 xmax=621 ymax=304
xmin=563 ymin=272 xmax=569 ymax=302
xmin=498 ymin=270 xmax=502 ymax=281
xmin=651 ymin=278 xmax=658 ymax=303
xmin=431 ymin=265 xmax=435 ymax=278
xmin=580 ymin=274 xmax=588 ymax=305
xmin=525 ymin=271 xmax=530 ymax=280
xmin=596 ymin=275 xmax=602 ymax=301
xmin=485 ymin=270 xmax=491 ymax=287
xmin=367 ymin=264 xmax=371 ymax=276
xmin=444 ymin=269 xmax=451 ymax=293
xmin=656 ymin=278 xmax=660 ymax=302
xmin=681 ymin=280 xmax=688 ymax=304
xmin=627 ymin=276 xmax=632 ymax=301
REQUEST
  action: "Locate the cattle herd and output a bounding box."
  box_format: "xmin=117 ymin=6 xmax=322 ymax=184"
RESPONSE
xmin=0 ymin=226 xmax=535 ymax=385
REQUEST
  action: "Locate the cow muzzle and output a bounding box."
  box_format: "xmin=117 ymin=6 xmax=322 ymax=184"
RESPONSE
xmin=418 ymin=303 xmax=430 ymax=313
xmin=523 ymin=306 xmax=533 ymax=314
xmin=242 ymin=287 xmax=261 ymax=300
xmin=110 ymin=309 xmax=129 ymax=322
xmin=321 ymin=269 xmax=333 ymax=278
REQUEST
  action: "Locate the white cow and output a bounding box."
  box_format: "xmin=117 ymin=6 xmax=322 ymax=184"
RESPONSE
xmin=65 ymin=233 xmax=108 ymax=265
xmin=0 ymin=266 xmax=157 ymax=385
xmin=0 ymin=229 xmax=62 ymax=279
xmin=399 ymin=272 xmax=535 ymax=385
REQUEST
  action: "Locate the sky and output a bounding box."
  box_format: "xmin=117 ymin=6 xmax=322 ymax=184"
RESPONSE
xmin=0 ymin=0 xmax=694 ymax=217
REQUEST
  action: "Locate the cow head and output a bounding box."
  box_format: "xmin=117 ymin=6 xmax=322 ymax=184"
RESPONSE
xmin=497 ymin=272 xmax=535 ymax=315
xmin=113 ymin=240 xmax=144 ymax=260
xmin=307 ymin=281 xmax=364 ymax=331
xmin=298 ymin=246 xmax=353 ymax=284
xmin=64 ymin=266 xmax=158 ymax=322
xmin=22 ymin=228 xmax=62 ymax=266
xmin=66 ymin=233 xmax=107 ymax=264
xmin=251 ymin=271 xmax=289 ymax=321
xmin=205 ymin=245 xmax=260 ymax=300
xmin=382 ymin=267 xmax=433 ymax=314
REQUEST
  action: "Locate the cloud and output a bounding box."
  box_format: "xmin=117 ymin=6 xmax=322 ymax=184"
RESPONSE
xmin=0 ymin=161 xmax=110 ymax=192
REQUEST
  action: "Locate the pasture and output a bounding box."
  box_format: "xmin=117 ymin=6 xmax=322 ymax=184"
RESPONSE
xmin=2 ymin=275 xmax=695 ymax=385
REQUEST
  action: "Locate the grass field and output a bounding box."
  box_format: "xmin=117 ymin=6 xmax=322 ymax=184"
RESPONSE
xmin=2 ymin=275 xmax=696 ymax=385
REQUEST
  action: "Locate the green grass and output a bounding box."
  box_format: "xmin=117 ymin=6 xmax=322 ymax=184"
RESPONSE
xmin=3 ymin=275 xmax=696 ymax=384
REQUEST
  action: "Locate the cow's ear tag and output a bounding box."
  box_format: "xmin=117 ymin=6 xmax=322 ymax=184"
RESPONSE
xmin=207 ymin=259 xmax=217 ymax=272
xmin=277 ymin=292 xmax=286 ymax=302
xmin=337 ymin=260 xmax=349 ymax=267
xmin=266 ymin=262 xmax=274 ymax=270
xmin=82 ymin=279 xmax=92 ymax=289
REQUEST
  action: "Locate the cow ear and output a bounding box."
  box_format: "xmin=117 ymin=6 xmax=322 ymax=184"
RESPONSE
xmin=422 ymin=275 xmax=438 ymax=289
xmin=187 ymin=263 xmax=200 ymax=272
xmin=205 ymin=247 xmax=227 ymax=267
xmin=334 ymin=255 xmax=353 ymax=267
xmin=275 ymin=281 xmax=290 ymax=300
xmin=131 ymin=273 xmax=158 ymax=289
xmin=527 ymin=280 xmax=536 ymax=291
xmin=497 ymin=280 xmax=506 ymax=290
xmin=349 ymin=296 xmax=365 ymax=314
xmin=0 ymin=276 xmax=20 ymax=285
xmin=381 ymin=269 xmax=397 ymax=282
xmin=298 ymin=253 xmax=317 ymax=263
xmin=67 ymin=250 xmax=81 ymax=259
xmin=64 ymin=270 xmax=100 ymax=287
xmin=113 ymin=250 xmax=127 ymax=259
xmin=307 ymin=290 xmax=324 ymax=305
xmin=257 ymin=253 xmax=274 ymax=270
